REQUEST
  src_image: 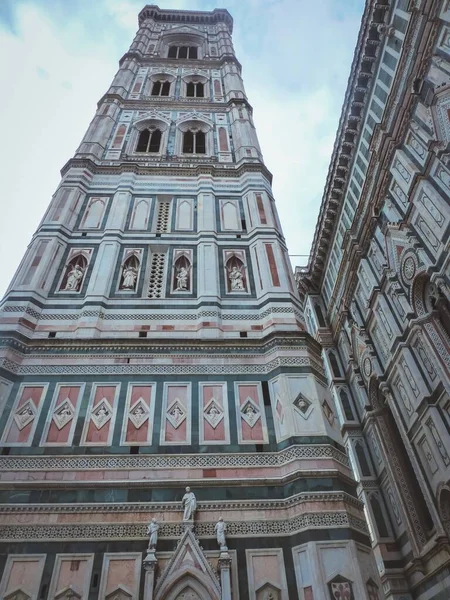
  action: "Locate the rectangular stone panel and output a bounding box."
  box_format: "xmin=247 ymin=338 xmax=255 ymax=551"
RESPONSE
xmin=199 ymin=382 xmax=230 ymax=444
xmin=160 ymin=383 xmax=191 ymax=445
xmin=47 ymin=554 xmax=94 ymax=600
xmin=98 ymin=553 xmax=141 ymax=600
xmin=41 ymin=383 xmax=85 ymax=446
xmin=235 ymin=382 xmax=268 ymax=444
xmin=1 ymin=384 xmax=48 ymax=447
xmin=121 ymin=383 xmax=156 ymax=445
xmin=81 ymin=384 xmax=120 ymax=446
xmin=0 ymin=554 xmax=46 ymax=600
xmin=246 ymin=548 xmax=288 ymax=600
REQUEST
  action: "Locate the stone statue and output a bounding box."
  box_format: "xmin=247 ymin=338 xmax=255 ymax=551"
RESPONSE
xmin=147 ymin=517 xmax=159 ymax=549
xmin=64 ymin=264 xmax=84 ymax=291
xmin=182 ymin=486 xmax=197 ymax=521
xmin=121 ymin=264 xmax=138 ymax=290
xmin=229 ymin=265 xmax=244 ymax=290
xmin=176 ymin=266 xmax=189 ymax=291
xmin=215 ymin=517 xmax=227 ymax=550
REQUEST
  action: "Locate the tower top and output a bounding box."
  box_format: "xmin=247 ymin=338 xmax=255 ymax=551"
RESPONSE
xmin=138 ymin=5 xmax=233 ymax=32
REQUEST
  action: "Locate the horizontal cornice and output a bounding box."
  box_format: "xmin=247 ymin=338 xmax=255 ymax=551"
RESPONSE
xmin=61 ymin=157 xmax=273 ymax=184
xmin=138 ymin=5 xmax=233 ymax=32
xmin=296 ymin=0 xmax=389 ymax=300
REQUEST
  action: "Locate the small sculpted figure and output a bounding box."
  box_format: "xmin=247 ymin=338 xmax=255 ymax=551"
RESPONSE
xmin=182 ymin=486 xmax=197 ymax=521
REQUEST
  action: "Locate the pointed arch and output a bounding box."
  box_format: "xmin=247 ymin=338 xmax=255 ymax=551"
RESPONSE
xmin=225 ymin=254 xmax=247 ymax=292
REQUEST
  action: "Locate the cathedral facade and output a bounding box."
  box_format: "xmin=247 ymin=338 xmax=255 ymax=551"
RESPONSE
xmin=0 ymin=5 xmax=381 ymax=600
xmin=296 ymin=1 xmax=450 ymax=599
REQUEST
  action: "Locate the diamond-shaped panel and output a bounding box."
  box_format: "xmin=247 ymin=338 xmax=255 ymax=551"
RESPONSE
xmin=13 ymin=399 xmax=37 ymax=431
xmin=91 ymin=398 xmax=113 ymax=430
xmin=204 ymin=398 xmax=224 ymax=429
xmin=293 ymin=393 xmax=311 ymax=414
xmin=240 ymin=397 xmax=260 ymax=428
xmin=52 ymin=398 xmax=75 ymax=430
xmin=128 ymin=397 xmax=149 ymax=429
xmin=275 ymin=397 xmax=284 ymax=424
xmin=166 ymin=398 xmax=186 ymax=429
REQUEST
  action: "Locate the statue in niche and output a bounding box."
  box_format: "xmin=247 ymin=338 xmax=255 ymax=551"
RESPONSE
xmin=121 ymin=262 xmax=138 ymax=290
xmin=229 ymin=265 xmax=244 ymax=290
xmin=147 ymin=517 xmax=159 ymax=549
xmin=182 ymin=486 xmax=197 ymax=521
xmin=64 ymin=263 xmax=84 ymax=291
xmin=215 ymin=517 xmax=227 ymax=550
xmin=176 ymin=265 xmax=189 ymax=291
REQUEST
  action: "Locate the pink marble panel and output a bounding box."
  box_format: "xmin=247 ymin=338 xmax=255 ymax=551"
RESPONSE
xmin=105 ymin=558 xmax=137 ymax=594
xmin=202 ymin=384 xmax=225 ymax=442
xmin=45 ymin=386 xmax=82 ymax=444
xmin=84 ymin=385 xmax=117 ymax=444
xmin=52 ymin=556 xmax=91 ymax=594
xmin=4 ymin=386 xmax=45 ymax=444
xmin=164 ymin=385 xmax=188 ymax=443
xmin=4 ymin=557 xmax=45 ymax=596
xmin=125 ymin=385 xmax=152 ymax=444
xmin=252 ymin=554 xmax=281 ymax=587
xmin=238 ymin=384 xmax=264 ymax=442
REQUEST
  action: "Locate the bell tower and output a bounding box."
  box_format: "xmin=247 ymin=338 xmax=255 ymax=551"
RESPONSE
xmin=0 ymin=5 xmax=381 ymax=600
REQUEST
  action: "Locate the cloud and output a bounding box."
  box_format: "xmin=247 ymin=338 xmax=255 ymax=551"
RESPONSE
xmin=0 ymin=0 xmax=364 ymax=298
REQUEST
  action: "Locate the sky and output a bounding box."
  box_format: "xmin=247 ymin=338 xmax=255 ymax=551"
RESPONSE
xmin=0 ymin=0 xmax=365 ymax=299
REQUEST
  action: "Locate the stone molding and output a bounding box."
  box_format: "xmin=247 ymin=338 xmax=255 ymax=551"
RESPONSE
xmin=0 ymin=444 xmax=350 ymax=471
xmin=0 ymin=511 xmax=368 ymax=542
xmin=0 ymin=491 xmax=364 ymax=514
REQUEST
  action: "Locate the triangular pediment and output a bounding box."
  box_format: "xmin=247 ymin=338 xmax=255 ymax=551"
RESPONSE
xmin=105 ymin=585 xmax=133 ymax=600
xmin=154 ymin=527 xmax=221 ymax=600
xmin=4 ymin=589 xmax=31 ymax=600
xmin=55 ymin=585 xmax=82 ymax=600
xmin=384 ymin=225 xmax=411 ymax=277
xmin=134 ymin=110 xmax=172 ymax=130
xmin=163 ymin=25 xmax=206 ymax=38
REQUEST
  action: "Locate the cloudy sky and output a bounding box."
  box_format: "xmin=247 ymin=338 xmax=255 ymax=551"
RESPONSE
xmin=0 ymin=0 xmax=364 ymax=298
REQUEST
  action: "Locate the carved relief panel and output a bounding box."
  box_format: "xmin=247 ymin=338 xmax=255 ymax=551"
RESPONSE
xmin=235 ymin=382 xmax=268 ymax=444
xmin=57 ymin=248 xmax=93 ymax=293
xmin=160 ymin=383 xmax=191 ymax=445
xmin=118 ymin=249 xmax=143 ymax=292
xmin=223 ymin=249 xmax=249 ymax=293
xmin=120 ymin=383 xmax=156 ymax=446
xmin=80 ymin=384 xmax=120 ymax=446
xmin=199 ymin=382 xmax=230 ymax=444
xmin=1 ymin=384 xmax=48 ymax=447
xmin=171 ymin=249 xmax=193 ymax=294
xmin=41 ymin=383 xmax=85 ymax=446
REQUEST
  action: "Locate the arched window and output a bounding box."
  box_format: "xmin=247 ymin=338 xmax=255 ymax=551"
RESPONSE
xmin=182 ymin=129 xmax=206 ymax=154
xmin=340 ymin=389 xmax=354 ymax=421
xmin=355 ymin=440 xmax=371 ymax=476
xmin=369 ymin=494 xmax=389 ymax=538
xmin=136 ymin=128 xmax=162 ymax=153
xmin=168 ymin=45 xmax=198 ymax=59
xmin=186 ymin=81 xmax=204 ymax=97
xmin=151 ymin=80 xmax=170 ymax=96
